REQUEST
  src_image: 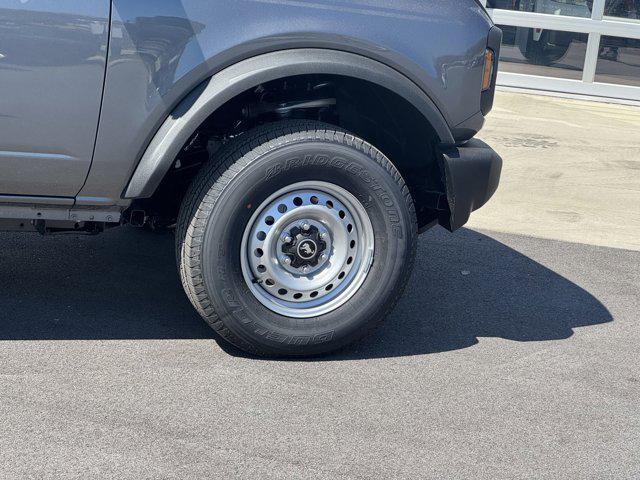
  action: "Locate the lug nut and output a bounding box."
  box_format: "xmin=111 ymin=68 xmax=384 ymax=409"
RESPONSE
xmin=281 ymin=256 xmax=292 ymax=265
xmin=301 ymin=222 xmax=310 ymax=231
xmin=283 ymin=235 xmax=293 ymax=244
xmin=320 ymin=254 xmax=328 ymax=262
xmin=320 ymin=232 xmax=328 ymax=240
xmin=302 ymin=266 xmax=310 ymax=274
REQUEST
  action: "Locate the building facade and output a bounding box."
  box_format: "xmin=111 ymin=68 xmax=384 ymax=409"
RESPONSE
xmin=482 ymin=0 xmax=640 ymax=101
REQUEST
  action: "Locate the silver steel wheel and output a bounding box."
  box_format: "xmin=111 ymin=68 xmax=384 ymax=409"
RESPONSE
xmin=241 ymin=181 xmax=375 ymax=318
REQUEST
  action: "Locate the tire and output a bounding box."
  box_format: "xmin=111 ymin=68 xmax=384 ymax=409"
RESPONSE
xmin=523 ymin=30 xmax=568 ymax=66
xmin=176 ymin=120 xmax=417 ymax=356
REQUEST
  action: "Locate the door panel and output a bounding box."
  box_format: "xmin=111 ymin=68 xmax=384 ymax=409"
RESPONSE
xmin=0 ymin=0 xmax=109 ymax=197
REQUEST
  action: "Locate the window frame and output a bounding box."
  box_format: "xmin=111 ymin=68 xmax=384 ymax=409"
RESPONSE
xmin=479 ymin=0 xmax=640 ymax=101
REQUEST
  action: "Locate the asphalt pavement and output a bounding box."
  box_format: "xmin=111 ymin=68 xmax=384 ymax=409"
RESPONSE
xmin=1 ymin=225 xmax=638 ymax=479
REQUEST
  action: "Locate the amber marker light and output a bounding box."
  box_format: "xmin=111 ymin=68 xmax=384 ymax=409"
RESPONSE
xmin=482 ymin=49 xmax=495 ymax=91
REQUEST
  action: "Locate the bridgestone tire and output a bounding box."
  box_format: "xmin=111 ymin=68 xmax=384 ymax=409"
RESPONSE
xmin=176 ymin=120 xmax=417 ymax=357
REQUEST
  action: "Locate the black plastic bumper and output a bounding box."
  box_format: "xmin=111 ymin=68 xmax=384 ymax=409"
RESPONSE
xmin=439 ymin=139 xmax=502 ymax=232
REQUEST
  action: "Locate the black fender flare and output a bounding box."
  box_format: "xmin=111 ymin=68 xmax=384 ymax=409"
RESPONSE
xmin=124 ymin=48 xmax=455 ymax=199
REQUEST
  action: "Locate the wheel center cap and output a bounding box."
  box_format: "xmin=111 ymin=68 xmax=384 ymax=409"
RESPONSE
xmin=297 ymin=239 xmax=318 ymax=260
xmin=281 ymin=222 xmax=328 ymax=270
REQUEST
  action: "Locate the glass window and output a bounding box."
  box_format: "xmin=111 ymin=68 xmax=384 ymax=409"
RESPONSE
xmin=487 ymin=0 xmax=593 ymax=18
xmin=595 ymin=36 xmax=640 ymax=86
xmin=497 ymin=25 xmax=588 ymax=79
xmin=604 ymin=0 xmax=640 ymax=19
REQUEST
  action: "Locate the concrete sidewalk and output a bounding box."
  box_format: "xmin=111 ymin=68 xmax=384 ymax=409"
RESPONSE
xmin=473 ymin=91 xmax=640 ymax=252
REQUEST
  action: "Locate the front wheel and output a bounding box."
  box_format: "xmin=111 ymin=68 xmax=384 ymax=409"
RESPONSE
xmin=176 ymin=121 xmax=417 ymax=356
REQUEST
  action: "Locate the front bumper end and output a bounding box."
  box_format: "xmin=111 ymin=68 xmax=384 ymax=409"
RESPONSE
xmin=439 ymin=139 xmax=502 ymax=232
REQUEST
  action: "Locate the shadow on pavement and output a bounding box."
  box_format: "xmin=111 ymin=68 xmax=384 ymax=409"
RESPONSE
xmin=0 ymin=227 xmax=612 ymax=358
xmin=333 ymin=228 xmax=613 ymax=360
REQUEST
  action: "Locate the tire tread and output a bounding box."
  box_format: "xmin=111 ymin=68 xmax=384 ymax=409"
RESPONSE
xmin=176 ymin=120 xmax=417 ymax=356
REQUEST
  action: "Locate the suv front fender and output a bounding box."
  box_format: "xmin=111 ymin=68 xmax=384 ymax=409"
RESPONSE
xmin=124 ymin=48 xmax=455 ymax=199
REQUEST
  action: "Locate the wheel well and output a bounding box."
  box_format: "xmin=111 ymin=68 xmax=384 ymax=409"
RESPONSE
xmin=136 ymin=74 xmax=447 ymax=230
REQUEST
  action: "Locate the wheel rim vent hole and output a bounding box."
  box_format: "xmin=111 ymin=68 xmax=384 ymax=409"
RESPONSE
xmin=265 ymin=216 xmax=274 ymax=226
xmin=310 ymin=196 xmax=319 ymax=205
xmin=347 ymin=256 xmax=353 ymax=265
xmin=257 ymin=265 xmax=266 ymax=274
xmin=255 ymin=248 xmax=264 ymax=258
xmin=350 ymin=240 xmax=356 ymax=249
xmin=293 ymin=293 xmax=303 ymax=300
xmin=257 ymin=231 xmax=266 ymax=241
xmin=326 ymin=201 xmax=334 ymax=209
xmin=338 ymin=272 xmax=345 ymax=280
xmin=293 ymin=197 xmax=303 ymax=207
xmin=325 ymin=284 xmax=334 ymax=291
xmin=339 ymin=210 xmax=346 ymax=219
xmin=278 ymin=288 xmax=288 ymax=296
xmin=278 ymin=204 xmax=287 ymax=213
xmin=265 ymin=279 xmax=275 ymax=287
xmin=310 ymin=291 xmax=319 ymax=298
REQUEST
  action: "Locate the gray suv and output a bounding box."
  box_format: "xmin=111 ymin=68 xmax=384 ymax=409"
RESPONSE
xmin=0 ymin=1 xmax=502 ymax=356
